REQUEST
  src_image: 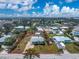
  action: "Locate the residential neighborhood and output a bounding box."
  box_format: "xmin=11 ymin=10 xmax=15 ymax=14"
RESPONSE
xmin=0 ymin=17 xmax=79 ymax=59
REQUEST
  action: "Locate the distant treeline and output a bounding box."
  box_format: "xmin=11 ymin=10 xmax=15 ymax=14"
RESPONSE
xmin=0 ymin=17 xmax=79 ymax=23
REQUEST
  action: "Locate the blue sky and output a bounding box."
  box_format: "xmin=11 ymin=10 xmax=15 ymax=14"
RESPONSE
xmin=0 ymin=0 xmax=79 ymax=17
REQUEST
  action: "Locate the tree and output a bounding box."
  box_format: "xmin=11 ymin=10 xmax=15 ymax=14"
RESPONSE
xmin=23 ymin=48 xmax=40 ymax=59
xmin=43 ymin=31 xmax=50 ymax=45
xmin=3 ymin=23 xmax=14 ymax=34
xmin=4 ymin=37 xmax=15 ymax=46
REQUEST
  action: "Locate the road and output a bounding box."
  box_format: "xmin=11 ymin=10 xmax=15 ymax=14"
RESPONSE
xmin=0 ymin=54 xmax=79 ymax=59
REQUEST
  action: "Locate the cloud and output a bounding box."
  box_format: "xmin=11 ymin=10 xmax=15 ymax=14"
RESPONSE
xmin=7 ymin=4 xmax=19 ymax=10
xmin=65 ymin=0 xmax=76 ymax=3
xmin=43 ymin=3 xmax=79 ymax=17
xmin=0 ymin=0 xmax=37 ymax=11
xmin=43 ymin=3 xmax=60 ymax=16
xmin=0 ymin=1 xmax=79 ymax=17
xmin=0 ymin=3 xmax=6 ymax=9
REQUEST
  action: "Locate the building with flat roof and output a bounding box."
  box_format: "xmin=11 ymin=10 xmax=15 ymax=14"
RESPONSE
xmin=30 ymin=36 xmax=45 ymax=45
xmin=52 ymin=36 xmax=71 ymax=43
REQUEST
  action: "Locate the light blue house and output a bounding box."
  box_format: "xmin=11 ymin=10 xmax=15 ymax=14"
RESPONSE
xmin=52 ymin=36 xmax=72 ymax=43
xmin=30 ymin=36 xmax=45 ymax=45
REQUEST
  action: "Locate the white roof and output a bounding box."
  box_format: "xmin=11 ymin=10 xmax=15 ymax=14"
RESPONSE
xmin=60 ymin=26 xmax=68 ymax=29
xmin=35 ymin=32 xmax=41 ymax=35
xmin=53 ymin=36 xmax=71 ymax=42
xmin=15 ymin=26 xmax=24 ymax=28
xmin=60 ymin=42 xmax=65 ymax=47
xmin=74 ymin=37 xmax=79 ymax=41
xmin=0 ymin=35 xmax=11 ymax=43
xmin=36 ymin=27 xmax=43 ymax=31
xmin=15 ymin=26 xmax=30 ymax=29
xmin=50 ymin=27 xmax=58 ymax=30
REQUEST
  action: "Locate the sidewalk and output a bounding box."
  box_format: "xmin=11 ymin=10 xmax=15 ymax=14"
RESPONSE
xmin=23 ymin=41 xmax=34 ymax=53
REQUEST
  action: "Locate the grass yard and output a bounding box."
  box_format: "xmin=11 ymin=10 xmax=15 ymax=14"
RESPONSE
xmin=33 ymin=42 xmax=60 ymax=54
xmin=66 ymin=43 xmax=79 ymax=53
xmin=48 ymin=34 xmax=67 ymax=38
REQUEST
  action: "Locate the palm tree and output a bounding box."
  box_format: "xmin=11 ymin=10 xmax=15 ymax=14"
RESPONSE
xmin=23 ymin=48 xmax=40 ymax=59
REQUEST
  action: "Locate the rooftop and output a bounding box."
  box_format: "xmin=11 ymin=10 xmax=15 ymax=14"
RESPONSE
xmin=30 ymin=36 xmax=45 ymax=42
xmin=53 ymin=36 xmax=71 ymax=42
xmin=0 ymin=35 xmax=11 ymax=43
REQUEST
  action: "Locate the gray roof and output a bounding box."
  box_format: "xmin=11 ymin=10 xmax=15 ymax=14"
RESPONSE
xmin=53 ymin=36 xmax=71 ymax=42
xmin=30 ymin=36 xmax=45 ymax=42
xmin=0 ymin=35 xmax=11 ymax=43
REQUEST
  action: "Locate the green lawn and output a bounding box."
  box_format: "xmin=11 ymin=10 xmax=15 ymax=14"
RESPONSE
xmin=48 ymin=34 xmax=67 ymax=38
xmin=66 ymin=43 xmax=79 ymax=53
xmin=33 ymin=42 xmax=60 ymax=54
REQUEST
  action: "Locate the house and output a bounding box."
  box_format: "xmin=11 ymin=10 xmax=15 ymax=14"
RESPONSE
xmin=60 ymin=26 xmax=69 ymax=32
xmin=35 ymin=32 xmax=41 ymax=36
xmin=0 ymin=35 xmax=11 ymax=45
xmin=36 ymin=26 xmax=44 ymax=32
xmin=72 ymin=25 xmax=79 ymax=36
xmin=13 ymin=26 xmax=30 ymax=32
xmin=52 ymin=36 xmax=71 ymax=43
xmin=50 ymin=27 xmax=60 ymax=34
xmin=74 ymin=37 xmax=79 ymax=42
xmin=51 ymin=36 xmax=70 ymax=49
xmin=72 ymin=31 xmax=79 ymax=36
xmin=30 ymin=36 xmax=45 ymax=45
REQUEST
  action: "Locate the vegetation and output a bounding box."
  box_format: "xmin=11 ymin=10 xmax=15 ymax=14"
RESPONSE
xmin=4 ymin=37 xmax=16 ymax=46
xmin=3 ymin=23 xmax=14 ymax=34
xmin=11 ymin=31 xmax=32 ymax=53
xmin=66 ymin=43 xmax=79 ymax=53
xmin=23 ymin=48 xmax=40 ymax=59
xmin=33 ymin=42 xmax=60 ymax=54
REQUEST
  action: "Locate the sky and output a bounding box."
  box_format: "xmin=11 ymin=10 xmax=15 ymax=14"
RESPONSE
xmin=0 ymin=0 xmax=79 ymax=17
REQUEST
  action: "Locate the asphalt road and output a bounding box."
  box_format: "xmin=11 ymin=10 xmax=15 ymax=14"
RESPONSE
xmin=0 ymin=54 xmax=79 ymax=59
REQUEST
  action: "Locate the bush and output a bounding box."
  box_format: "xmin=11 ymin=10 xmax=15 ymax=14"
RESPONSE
xmin=4 ymin=37 xmax=16 ymax=46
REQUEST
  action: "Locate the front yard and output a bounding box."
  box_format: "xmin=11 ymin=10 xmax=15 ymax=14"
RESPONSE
xmin=33 ymin=42 xmax=61 ymax=54
xmin=66 ymin=43 xmax=79 ymax=53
